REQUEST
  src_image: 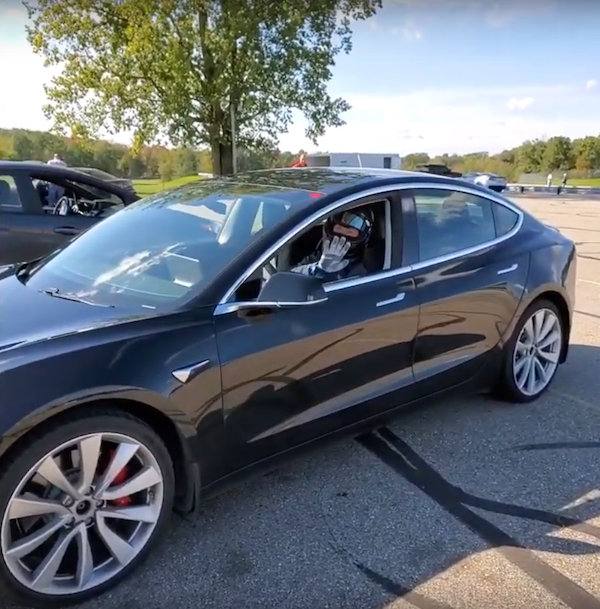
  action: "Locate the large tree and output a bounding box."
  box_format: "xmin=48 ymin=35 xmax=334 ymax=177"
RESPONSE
xmin=26 ymin=0 xmax=380 ymax=175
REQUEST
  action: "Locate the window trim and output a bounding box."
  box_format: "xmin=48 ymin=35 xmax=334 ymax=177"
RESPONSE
xmin=214 ymin=182 xmax=523 ymax=315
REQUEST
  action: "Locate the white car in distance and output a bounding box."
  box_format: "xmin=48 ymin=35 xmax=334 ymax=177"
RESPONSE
xmin=462 ymin=172 xmax=507 ymax=192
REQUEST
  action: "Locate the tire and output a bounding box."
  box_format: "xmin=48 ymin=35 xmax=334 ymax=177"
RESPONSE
xmin=0 ymin=408 xmax=175 ymax=608
xmin=495 ymin=299 xmax=564 ymax=403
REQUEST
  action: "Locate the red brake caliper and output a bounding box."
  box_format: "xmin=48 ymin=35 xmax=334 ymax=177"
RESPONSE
xmin=108 ymin=449 xmax=132 ymax=507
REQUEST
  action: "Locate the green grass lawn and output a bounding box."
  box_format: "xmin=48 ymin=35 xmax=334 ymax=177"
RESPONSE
xmin=566 ymin=178 xmax=600 ymax=187
xmin=132 ymin=175 xmax=202 ymax=196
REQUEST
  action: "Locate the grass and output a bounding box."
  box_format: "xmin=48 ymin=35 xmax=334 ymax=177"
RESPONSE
xmin=132 ymin=175 xmax=203 ymax=196
xmin=565 ymin=178 xmax=600 ymax=187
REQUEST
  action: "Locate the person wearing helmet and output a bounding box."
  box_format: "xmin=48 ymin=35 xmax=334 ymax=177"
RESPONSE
xmin=291 ymin=206 xmax=374 ymax=281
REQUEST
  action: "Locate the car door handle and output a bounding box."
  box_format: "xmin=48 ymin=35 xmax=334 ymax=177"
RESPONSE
xmin=497 ymin=263 xmax=518 ymax=275
xmin=376 ymin=292 xmax=406 ymax=307
xmin=53 ymin=226 xmax=80 ymax=236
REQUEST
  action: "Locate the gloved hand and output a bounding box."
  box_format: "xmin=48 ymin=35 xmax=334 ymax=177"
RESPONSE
xmin=317 ymin=236 xmax=351 ymax=273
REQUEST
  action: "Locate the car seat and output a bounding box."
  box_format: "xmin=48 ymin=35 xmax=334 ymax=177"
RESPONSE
xmin=0 ymin=180 xmax=12 ymax=206
xmin=363 ymin=201 xmax=387 ymax=272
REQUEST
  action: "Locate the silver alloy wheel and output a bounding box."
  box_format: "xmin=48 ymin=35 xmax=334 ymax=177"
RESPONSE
xmin=512 ymin=307 xmax=562 ymax=397
xmin=1 ymin=432 xmax=164 ymax=596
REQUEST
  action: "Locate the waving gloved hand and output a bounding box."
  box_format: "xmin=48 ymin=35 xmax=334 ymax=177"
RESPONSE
xmin=317 ymin=235 xmax=351 ymax=273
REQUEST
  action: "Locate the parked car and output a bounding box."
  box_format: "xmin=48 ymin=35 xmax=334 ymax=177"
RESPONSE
xmin=414 ymin=163 xmax=463 ymax=178
xmin=0 ymin=167 xmax=575 ymax=607
xmin=0 ymin=161 xmax=140 ymax=265
xmin=71 ymin=167 xmax=136 ymax=195
xmin=462 ymin=172 xmax=508 ymax=192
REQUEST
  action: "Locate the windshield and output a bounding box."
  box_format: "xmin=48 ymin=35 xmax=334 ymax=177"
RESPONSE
xmin=24 ymin=180 xmax=303 ymax=310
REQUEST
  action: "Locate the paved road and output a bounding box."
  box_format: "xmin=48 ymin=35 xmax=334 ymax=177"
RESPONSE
xmin=9 ymin=195 xmax=600 ymax=609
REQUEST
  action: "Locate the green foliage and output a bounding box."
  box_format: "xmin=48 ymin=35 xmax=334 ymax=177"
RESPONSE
xmin=0 ymin=127 xmax=300 ymax=178
xmin=25 ymin=0 xmax=381 ymax=175
xmin=403 ymin=133 xmax=600 ymax=183
xmin=3 ymin=127 xmax=600 ymax=185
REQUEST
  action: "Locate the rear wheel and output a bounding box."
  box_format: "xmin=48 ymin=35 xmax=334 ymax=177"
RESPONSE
xmin=495 ymin=300 xmax=563 ymax=402
xmin=0 ymin=410 xmax=174 ymax=608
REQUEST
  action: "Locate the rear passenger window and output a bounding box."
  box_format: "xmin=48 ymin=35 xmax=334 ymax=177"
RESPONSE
xmin=414 ymin=189 xmax=496 ymax=262
xmin=0 ymin=175 xmax=22 ymax=210
xmin=493 ymin=203 xmax=519 ymax=236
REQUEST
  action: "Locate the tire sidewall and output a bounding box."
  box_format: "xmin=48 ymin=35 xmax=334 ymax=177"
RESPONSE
xmin=0 ymin=412 xmax=175 ymax=608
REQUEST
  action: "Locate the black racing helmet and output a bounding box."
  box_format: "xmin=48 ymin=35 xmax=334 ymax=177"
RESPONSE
xmin=323 ymin=206 xmax=374 ymax=256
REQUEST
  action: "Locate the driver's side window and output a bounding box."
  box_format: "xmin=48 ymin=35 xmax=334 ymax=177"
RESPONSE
xmin=232 ymin=198 xmax=391 ymax=302
xmin=30 ymin=176 xmax=125 ymax=214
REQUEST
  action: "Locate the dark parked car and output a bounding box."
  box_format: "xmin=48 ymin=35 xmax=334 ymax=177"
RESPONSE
xmin=0 ymin=161 xmax=139 ymax=265
xmin=415 ymin=163 xmax=463 ymax=178
xmin=0 ymin=168 xmax=575 ymax=607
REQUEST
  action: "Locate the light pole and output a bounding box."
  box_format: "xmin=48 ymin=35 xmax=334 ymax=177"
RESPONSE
xmin=230 ymin=102 xmax=237 ymax=174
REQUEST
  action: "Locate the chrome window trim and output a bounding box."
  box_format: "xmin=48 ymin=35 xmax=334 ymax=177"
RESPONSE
xmin=216 ymin=181 xmax=524 ymax=309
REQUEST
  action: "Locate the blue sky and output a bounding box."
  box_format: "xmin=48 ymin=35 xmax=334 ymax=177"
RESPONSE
xmin=1 ymin=0 xmax=598 ymax=155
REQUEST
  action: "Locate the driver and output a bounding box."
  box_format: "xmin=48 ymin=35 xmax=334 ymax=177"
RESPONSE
xmin=291 ymin=206 xmax=374 ymax=281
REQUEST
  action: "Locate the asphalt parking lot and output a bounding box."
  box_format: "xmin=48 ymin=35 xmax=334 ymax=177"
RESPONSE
xmin=8 ymin=194 xmax=600 ymax=609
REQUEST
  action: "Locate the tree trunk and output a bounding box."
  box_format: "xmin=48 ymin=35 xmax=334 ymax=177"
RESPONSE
xmin=210 ymin=140 xmax=234 ymax=176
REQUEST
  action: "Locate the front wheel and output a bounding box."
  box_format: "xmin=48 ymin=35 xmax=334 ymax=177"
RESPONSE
xmin=0 ymin=409 xmax=175 ymax=608
xmin=495 ymin=300 xmax=564 ymax=403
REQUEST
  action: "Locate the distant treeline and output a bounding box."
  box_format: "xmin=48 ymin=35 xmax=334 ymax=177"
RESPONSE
xmin=2 ymin=128 xmax=600 ymax=181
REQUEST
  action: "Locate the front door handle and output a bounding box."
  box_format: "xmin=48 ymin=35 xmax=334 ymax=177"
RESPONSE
xmin=497 ymin=263 xmax=518 ymax=275
xmin=376 ymin=292 xmax=406 ymax=307
xmin=54 ymin=226 xmax=80 ymax=236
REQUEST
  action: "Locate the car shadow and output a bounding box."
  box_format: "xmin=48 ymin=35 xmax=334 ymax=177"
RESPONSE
xmin=66 ymin=343 xmax=600 ymax=609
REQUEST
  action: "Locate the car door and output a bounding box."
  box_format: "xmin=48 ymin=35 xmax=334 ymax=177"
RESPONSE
xmin=211 ymin=190 xmax=420 ymax=475
xmin=0 ymin=168 xmax=131 ymax=265
xmin=403 ymin=185 xmax=530 ymax=395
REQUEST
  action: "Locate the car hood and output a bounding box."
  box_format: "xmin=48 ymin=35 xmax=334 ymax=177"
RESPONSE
xmin=0 ymin=273 xmax=153 ymax=352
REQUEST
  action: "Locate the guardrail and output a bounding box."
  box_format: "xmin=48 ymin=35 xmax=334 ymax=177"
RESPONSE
xmin=506 ymin=184 xmax=600 ymax=195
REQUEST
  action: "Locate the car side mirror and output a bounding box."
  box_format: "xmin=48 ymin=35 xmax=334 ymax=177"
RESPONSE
xmin=257 ymin=271 xmax=328 ymax=307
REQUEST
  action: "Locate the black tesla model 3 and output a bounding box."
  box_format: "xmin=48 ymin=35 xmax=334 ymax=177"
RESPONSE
xmin=0 ymin=168 xmax=575 ymax=607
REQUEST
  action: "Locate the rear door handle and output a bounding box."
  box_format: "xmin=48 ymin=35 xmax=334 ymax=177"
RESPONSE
xmin=497 ymin=263 xmax=518 ymax=275
xmin=376 ymin=292 xmax=406 ymax=307
xmin=53 ymin=226 xmax=80 ymax=236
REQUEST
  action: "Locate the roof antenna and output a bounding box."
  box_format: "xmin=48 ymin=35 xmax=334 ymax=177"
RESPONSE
xmin=357 ymin=153 xmax=363 ymax=168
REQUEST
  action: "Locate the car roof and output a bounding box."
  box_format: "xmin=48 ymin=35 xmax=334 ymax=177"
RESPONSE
xmin=0 ymin=160 xmax=137 ymax=199
xmin=210 ymin=167 xmax=467 ymax=196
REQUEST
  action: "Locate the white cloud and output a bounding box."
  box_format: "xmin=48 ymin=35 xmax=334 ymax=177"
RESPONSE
xmin=279 ymin=85 xmax=600 ymax=156
xmin=399 ymin=20 xmax=422 ymax=40
xmin=586 ymin=79 xmax=597 ymax=90
xmin=402 ymin=27 xmax=422 ymax=40
xmin=506 ymin=96 xmax=534 ymax=110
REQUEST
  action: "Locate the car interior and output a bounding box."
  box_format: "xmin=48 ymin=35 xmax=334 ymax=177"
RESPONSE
xmin=416 ymin=191 xmax=496 ymax=259
xmin=0 ymin=177 xmax=22 ymax=209
xmin=233 ymin=199 xmax=391 ymax=302
xmin=32 ymin=175 xmax=126 ymax=216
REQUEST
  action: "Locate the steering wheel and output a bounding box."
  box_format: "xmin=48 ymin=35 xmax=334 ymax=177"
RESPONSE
xmin=53 ymin=195 xmax=74 ymax=216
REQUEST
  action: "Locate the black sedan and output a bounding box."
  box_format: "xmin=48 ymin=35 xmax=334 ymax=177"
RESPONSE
xmin=0 ymin=168 xmax=575 ymax=607
xmin=0 ymin=161 xmax=139 ymax=265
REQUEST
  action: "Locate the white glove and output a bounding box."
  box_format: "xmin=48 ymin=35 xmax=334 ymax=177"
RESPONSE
xmin=318 ymin=236 xmax=351 ymax=273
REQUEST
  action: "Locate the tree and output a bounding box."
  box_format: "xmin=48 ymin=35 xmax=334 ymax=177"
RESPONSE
xmin=573 ymin=136 xmax=600 ymax=171
xmin=517 ymin=139 xmax=546 ymax=173
xmin=541 ymin=136 xmax=573 ymax=172
xmin=26 ymin=0 xmax=381 ymax=176
xmin=158 ymin=156 xmax=176 ymax=183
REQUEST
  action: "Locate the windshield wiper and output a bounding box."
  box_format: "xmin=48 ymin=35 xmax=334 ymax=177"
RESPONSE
xmin=16 ymin=259 xmax=41 ymax=281
xmin=39 ymin=287 xmax=114 ymax=308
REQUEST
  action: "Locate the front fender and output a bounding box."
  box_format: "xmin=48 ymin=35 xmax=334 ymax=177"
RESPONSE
xmin=0 ymin=385 xmax=197 ymax=462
